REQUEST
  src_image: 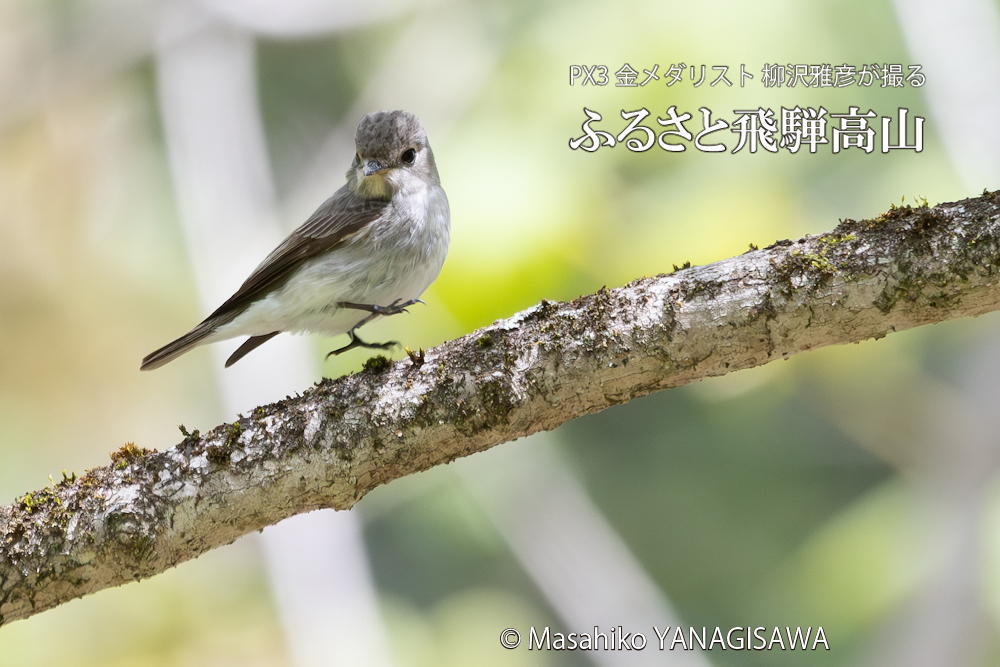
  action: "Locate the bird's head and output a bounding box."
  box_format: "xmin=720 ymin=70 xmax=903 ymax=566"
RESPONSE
xmin=348 ymin=110 xmax=440 ymax=200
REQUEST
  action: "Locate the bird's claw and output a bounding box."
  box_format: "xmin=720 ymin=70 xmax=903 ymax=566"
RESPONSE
xmin=325 ymin=299 xmax=424 ymax=359
xmin=337 ymin=298 xmax=425 ymax=316
xmin=325 ymin=330 xmax=399 ymax=359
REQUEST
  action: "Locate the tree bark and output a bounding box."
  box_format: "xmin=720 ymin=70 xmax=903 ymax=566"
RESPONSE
xmin=4 ymin=191 xmax=1000 ymax=626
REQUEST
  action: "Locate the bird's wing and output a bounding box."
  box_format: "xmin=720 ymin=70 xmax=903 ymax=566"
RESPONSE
xmin=205 ymin=184 xmax=389 ymax=325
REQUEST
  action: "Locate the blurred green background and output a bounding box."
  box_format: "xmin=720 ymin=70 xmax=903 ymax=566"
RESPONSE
xmin=1 ymin=0 xmax=996 ymax=665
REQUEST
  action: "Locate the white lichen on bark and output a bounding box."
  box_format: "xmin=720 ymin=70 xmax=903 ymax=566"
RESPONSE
xmin=4 ymin=191 xmax=1000 ymax=626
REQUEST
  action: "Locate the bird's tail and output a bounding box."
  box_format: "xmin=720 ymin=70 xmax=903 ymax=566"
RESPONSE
xmin=140 ymin=322 xmax=217 ymax=371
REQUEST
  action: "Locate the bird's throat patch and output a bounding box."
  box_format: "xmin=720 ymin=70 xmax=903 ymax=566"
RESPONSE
xmin=356 ymin=173 xmax=393 ymax=200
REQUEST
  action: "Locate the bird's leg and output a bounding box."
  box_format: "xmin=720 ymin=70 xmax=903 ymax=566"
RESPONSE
xmin=325 ymin=328 xmax=399 ymax=359
xmin=325 ymin=298 xmax=419 ymax=358
xmin=337 ymin=298 xmax=424 ymax=317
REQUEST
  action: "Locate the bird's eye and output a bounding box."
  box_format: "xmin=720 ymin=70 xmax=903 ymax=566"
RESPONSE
xmin=401 ymin=148 xmax=416 ymax=165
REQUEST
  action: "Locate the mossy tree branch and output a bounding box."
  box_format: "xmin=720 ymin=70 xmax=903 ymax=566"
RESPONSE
xmin=5 ymin=191 xmax=1000 ymax=626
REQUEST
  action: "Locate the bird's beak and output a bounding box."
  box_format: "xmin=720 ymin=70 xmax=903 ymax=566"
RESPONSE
xmin=363 ymin=159 xmax=390 ymax=177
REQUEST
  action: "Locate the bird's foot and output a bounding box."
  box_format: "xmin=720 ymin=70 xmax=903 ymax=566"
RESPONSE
xmin=325 ymin=330 xmax=399 ymax=359
xmin=337 ymin=298 xmax=424 ymax=317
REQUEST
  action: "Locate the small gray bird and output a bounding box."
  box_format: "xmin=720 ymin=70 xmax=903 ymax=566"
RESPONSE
xmin=141 ymin=110 xmax=450 ymax=371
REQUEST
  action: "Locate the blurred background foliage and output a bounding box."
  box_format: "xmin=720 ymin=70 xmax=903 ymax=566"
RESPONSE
xmin=0 ymin=0 xmax=994 ymax=665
